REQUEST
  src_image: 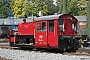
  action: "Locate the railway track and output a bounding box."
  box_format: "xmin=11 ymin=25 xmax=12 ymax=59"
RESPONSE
xmin=0 ymin=38 xmax=90 ymax=56
xmin=0 ymin=43 xmax=90 ymax=56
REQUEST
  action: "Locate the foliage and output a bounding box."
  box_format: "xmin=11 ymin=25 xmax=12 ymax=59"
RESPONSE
xmin=1 ymin=0 xmax=88 ymax=17
xmin=57 ymin=0 xmax=87 ymax=16
xmin=0 ymin=0 xmax=8 ymax=17
xmin=56 ymin=0 xmax=64 ymax=14
xmin=86 ymin=1 xmax=90 ymax=37
xmin=10 ymin=0 xmax=26 ymax=18
xmin=78 ymin=0 xmax=87 ymax=16
xmin=41 ymin=0 xmax=58 ymax=15
xmin=67 ymin=0 xmax=80 ymax=15
xmin=30 ymin=0 xmax=49 ymax=16
xmin=10 ymin=0 xmax=49 ymax=18
xmin=62 ymin=0 xmax=67 ymax=14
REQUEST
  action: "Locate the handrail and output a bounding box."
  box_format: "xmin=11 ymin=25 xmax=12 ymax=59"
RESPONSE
xmin=13 ymin=32 xmax=21 ymax=44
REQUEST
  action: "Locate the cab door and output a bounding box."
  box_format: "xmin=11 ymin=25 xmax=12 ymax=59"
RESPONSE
xmin=35 ymin=21 xmax=48 ymax=48
xmin=48 ymin=20 xmax=55 ymax=47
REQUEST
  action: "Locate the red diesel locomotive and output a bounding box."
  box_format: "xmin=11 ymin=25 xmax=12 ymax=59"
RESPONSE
xmin=10 ymin=14 xmax=81 ymax=51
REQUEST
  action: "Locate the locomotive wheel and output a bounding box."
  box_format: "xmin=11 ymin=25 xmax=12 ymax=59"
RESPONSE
xmin=6 ymin=35 xmax=10 ymax=39
xmin=1 ymin=35 xmax=4 ymax=38
xmin=10 ymin=42 xmax=14 ymax=47
xmin=75 ymin=43 xmax=79 ymax=50
xmin=59 ymin=41 xmax=67 ymax=51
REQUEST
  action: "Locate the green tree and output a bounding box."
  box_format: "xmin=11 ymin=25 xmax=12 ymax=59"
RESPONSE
xmin=57 ymin=0 xmax=62 ymax=14
xmin=62 ymin=0 xmax=67 ymax=14
xmin=10 ymin=0 xmax=49 ymax=17
xmin=86 ymin=1 xmax=90 ymax=37
xmin=0 ymin=0 xmax=8 ymax=16
xmin=27 ymin=0 xmax=49 ymax=16
xmin=78 ymin=0 xmax=87 ymax=16
xmin=41 ymin=0 xmax=58 ymax=15
xmin=24 ymin=0 xmax=34 ymax=17
xmin=10 ymin=0 xmax=26 ymax=18
xmin=57 ymin=0 xmax=67 ymax=14
xmin=57 ymin=0 xmax=87 ymax=16
xmin=67 ymin=0 xmax=80 ymax=15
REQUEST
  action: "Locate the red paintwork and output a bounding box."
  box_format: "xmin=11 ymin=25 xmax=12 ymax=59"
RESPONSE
xmin=10 ymin=30 xmax=14 ymax=35
xmin=10 ymin=37 xmax=17 ymax=42
xmin=35 ymin=21 xmax=48 ymax=48
xmin=35 ymin=14 xmax=78 ymax=48
xmin=10 ymin=14 xmax=78 ymax=49
xmin=59 ymin=14 xmax=78 ymax=36
xmin=47 ymin=20 xmax=58 ymax=48
xmin=35 ymin=32 xmax=48 ymax=47
xmin=23 ymin=18 xmax=26 ymax=23
xmin=18 ymin=22 xmax=35 ymax=35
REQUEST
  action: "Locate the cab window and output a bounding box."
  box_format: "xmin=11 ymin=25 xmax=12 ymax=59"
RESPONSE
xmin=59 ymin=18 xmax=64 ymax=32
xmin=49 ymin=20 xmax=54 ymax=31
xmin=72 ymin=22 xmax=76 ymax=31
xmin=36 ymin=22 xmax=46 ymax=32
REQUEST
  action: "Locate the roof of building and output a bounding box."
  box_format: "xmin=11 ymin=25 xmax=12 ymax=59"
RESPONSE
xmin=0 ymin=16 xmax=86 ymax=25
xmin=75 ymin=16 xmax=86 ymax=22
xmin=0 ymin=18 xmax=33 ymax=25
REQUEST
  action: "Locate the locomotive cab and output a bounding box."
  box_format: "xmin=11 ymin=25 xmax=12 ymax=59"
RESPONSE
xmin=35 ymin=14 xmax=80 ymax=51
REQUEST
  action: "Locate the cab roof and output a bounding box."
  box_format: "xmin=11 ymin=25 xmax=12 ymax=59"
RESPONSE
xmin=34 ymin=14 xmax=78 ymax=22
xmin=34 ymin=14 xmax=62 ymax=21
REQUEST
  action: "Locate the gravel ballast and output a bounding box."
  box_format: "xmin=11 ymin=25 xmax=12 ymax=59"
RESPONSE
xmin=0 ymin=48 xmax=90 ymax=60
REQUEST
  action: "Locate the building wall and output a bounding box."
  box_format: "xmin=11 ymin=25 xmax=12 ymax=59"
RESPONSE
xmin=78 ymin=21 xmax=86 ymax=35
